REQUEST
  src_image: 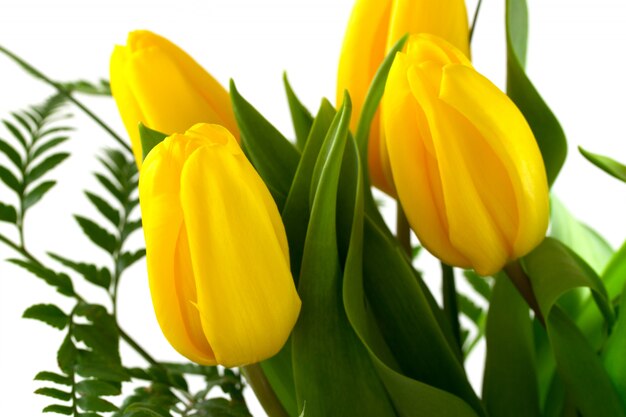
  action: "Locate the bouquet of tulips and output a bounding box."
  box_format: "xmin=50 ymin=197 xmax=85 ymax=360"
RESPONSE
xmin=1 ymin=0 xmax=626 ymax=416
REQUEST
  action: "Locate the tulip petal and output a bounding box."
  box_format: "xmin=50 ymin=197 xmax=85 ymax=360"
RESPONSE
xmin=386 ymin=0 xmax=470 ymax=58
xmin=408 ymin=66 xmax=509 ymax=275
xmin=337 ymin=0 xmax=395 ymax=194
xmin=384 ymin=54 xmax=469 ymax=268
xmin=140 ymin=136 xmax=216 ymax=364
xmin=110 ymin=45 xmax=146 ymax=167
xmin=124 ymin=45 xmax=224 ymax=139
xmin=179 ymin=129 xmax=300 ymax=367
xmin=439 ymin=64 xmax=549 ymax=259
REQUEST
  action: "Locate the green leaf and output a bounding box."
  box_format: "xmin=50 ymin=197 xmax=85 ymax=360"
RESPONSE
xmin=11 ymin=111 xmax=33 ymax=134
xmin=121 ymin=219 xmax=142 ymax=241
xmin=77 ymin=396 xmax=118 ymax=412
xmin=292 ymin=95 xmax=396 ymax=417
xmin=119 ymin=249 xmax=146 ymax=271
xmin=602 ymin=282 xmax=626 ymax=405
xmin=23 ymin=304 xmax=68 ymax=329
xmin=43 ymin=404 xmax=73 ymax=415
xmin=57 ymin=334 xmax=77 ymax=375
xmin=283 ymin=73 xmax=313 ymax=150
xmin=483 ymin=275 xmax=540 ymax=417
xmin=85 ymin=191 xmax=120 ymax=226
xmin=282 ymin=99 xmax=336 ymax=282
xmin=523 ymin=238 xmax=625 ymax=417
xmin=35 ymin=371 xmax=71 ymax=386
xmin=0 ymin=164 xmax=21 ymax=192
xmin=3 ymin=119 xmax=27 ymax=148
xmin=24 ymin=180 xmax=56 ymax=210
xmin=49 ymin=253 xmax=111 ymax=289
xmin=32 ymin=137 xmax=69 ymax=160
xmin=579 ymin=146 xmax=626 ymax=183
xmin=230 ymin=80 xmax=300 ymax=210
xmin=342 ymin=132 xmax=481 ymax=416
xmin=506 ymin=0 xmax=566 ymax=186
xmin=62 ymin=79 xmax=111 ymax=96
xmin=74 ymin=215 xmax=117 ymax=254
xmin=27 ymin=152 xmax=69 ymax=183
xmin=35 ymin=387 xmax=72 ymax=401
xmin=603 ymin=240 xmax=626 ymax=300
xmin=550 ymin=196 xmax=613 ymax=275
xmin=95 ymin=173 xmax=125 ymax=204
xmin=0 ymin=201 xmax=17 ymax=223
xmin=139 ymin=123 xmax=167 ymax=162
xmin=9 ymin=259 xmax=74 ymax=296
xmin=76 ymin=380 xmax=121 ymax=396
xmin=0 ymin=139 xmax=22 ymax=168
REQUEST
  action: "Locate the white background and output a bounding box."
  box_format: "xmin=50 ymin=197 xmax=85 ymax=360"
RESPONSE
xmin=1 ymin=0 xmax=626 ymax=416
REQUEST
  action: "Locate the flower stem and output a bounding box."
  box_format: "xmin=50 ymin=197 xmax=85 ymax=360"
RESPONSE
xmin=441 ymin=263 xmax=462 ymax=349
xmin=504 ymin=261 xmax=545 ymax=326
xmin=469 ymin=0 xmax=484 ymax=42
xmin=0 ymin=45 xmax=132 ymax=154
xmin=242 ymin=364 xmax=289 ymax=417
xmin=396 ymin=203 xmax=411 ymax=257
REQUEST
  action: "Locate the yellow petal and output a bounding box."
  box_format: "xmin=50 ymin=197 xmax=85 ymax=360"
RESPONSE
xmin=384 ymin=53 xmax=469 ymax=267
xmin=387 ymin=0 xmax=470 ymax=58
xmin=139 ymin=135 xmax=216 ymax=364
xmin=408 ymin=65 xmax=509 ymax=275
xmin=179 ymin=125 xmax=300 ymax=367
xmin=127 ymin=31 xmax=239 ymax=139
xmin=439 ymin=64 xmax=549 ymax=259
xmin=110 ymin=45 xmax=145 ymax=168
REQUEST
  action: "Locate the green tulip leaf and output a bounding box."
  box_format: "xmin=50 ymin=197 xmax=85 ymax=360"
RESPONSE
xmin=292 ymin=94 xmax=396 ymax=417
xmin=602 ymin=240 xmax=626 ymax=301
xmin=260 ymin=100 xmax=338 ymax=416
xmin=483 ymin=275 xmax=540 ymax=417
xmin=230 ymin=80 xmax=300 ymax=210
xmin=341 ymin=124 xmax=481 ymax=416
xmin=282 ymin=99 xmax=336 ymax=281
xmin=138 ymin=123 xmax=167 ymax=162
xmin=579 ymin=146 xmax=626 ymax=183
xmin=283 ymin=73 xmax=313 ymax=150
xmin=506 ymin=0 xmax=567 ymax=186
xmin=602 ymin=282 xmax=626 ymax=405
xmin=522 ymin=238 xmax=625 ymax=417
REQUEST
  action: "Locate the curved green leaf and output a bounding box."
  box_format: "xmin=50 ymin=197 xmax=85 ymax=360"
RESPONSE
xmin=506 ymin=0 xmax=567 ymax=186
xmin=292 ymin=95 xmax=396 ymax=417
xmin=283 ymin=73 xmax=313 ymax=150
xmin=230 ymin=80 xmax=300 ymax=210
xmin=523 ymin=238 xmax=625 ymax=417
xmin=579 ymin=146 xmax=626 ymax=183
xmin=342 ymin=132 xmax=480 ymax=416
xmin=602 ymin=282 xmax=626 ymax=406
xmin=483 ymin=275 xmax=540 ymax=417
xmin=0 ymin=201 xmax=17 ymax=223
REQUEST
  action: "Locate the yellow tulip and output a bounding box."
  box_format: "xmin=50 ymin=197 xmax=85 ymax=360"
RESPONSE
xmin=139 ymin=123 xmax=301 ymax=366
xmin=383 ymin=34 xmax=549 ymax=276
xmin=110 ymin=30 xmax=238 ymax=168
xmin=337 ymin=0 xmax=469 ymax=195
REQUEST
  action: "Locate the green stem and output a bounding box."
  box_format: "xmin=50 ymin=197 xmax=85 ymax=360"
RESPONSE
xmin=396 ymin=203 xmax=411 ymax=257
xmin=504 ymin=261 xmax=545 ymax=326
xmin=469 ymin=0 xmax=484 ymax=42
xmin=442 ymin=263 xmax=462 ymax=349
xmin=0 ymin=45 xmax=132 ymax=154
xmin=242 ymin=364 xmax=289 ymax=417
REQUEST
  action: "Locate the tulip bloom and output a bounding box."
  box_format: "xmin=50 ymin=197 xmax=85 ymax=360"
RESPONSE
xmin=110 ymin=30 xmax=238 ymax=168
xmin=139 ymin=123 xmax=301 ymax=366
xmin=383 ymin=35 xmax=549 ymax=276
xmin=337 ymin=0 xmax=469 ymax=195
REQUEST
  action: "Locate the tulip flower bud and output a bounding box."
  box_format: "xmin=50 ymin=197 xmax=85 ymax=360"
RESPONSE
xmin=110 ymin=30 xmax=238 ymax=168
xmin=139 ymin=123 xmax=301 ymax=366
xmin=383 ymin=34 xmax=549 ymax=276
xmin=337 ymin=0 xmax=469 ymax=195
